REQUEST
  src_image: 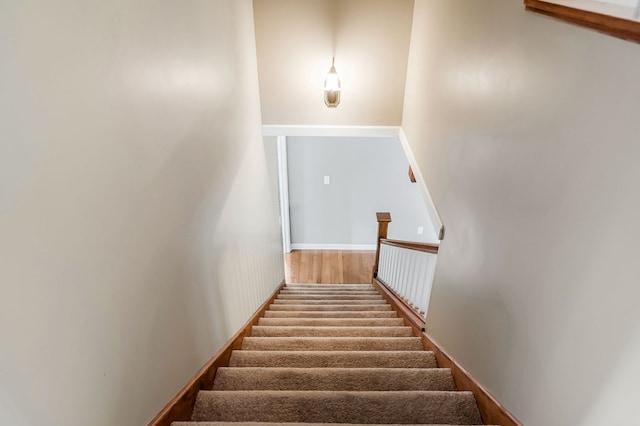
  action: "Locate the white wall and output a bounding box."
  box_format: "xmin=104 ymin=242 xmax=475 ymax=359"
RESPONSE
xmin=287 ymin=136 xmax=437 ymax=248
xmin=253 ymin=0 xmax=414 ymax=125
xmin=402 ymin=1 xmax=640 ymax=425
xmin=0 ymin=1 xmax=283 ymax=425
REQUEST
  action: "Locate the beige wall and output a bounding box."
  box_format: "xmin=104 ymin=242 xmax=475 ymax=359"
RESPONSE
xmin=403 ymin=1 xmax=640 ymax=425
xmin=253 ymin=0 xmax=414 ymax=125
xmin=0 ymin=1 xmax=283 ymax=424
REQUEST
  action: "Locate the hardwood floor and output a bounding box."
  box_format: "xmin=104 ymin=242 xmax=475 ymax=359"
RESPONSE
xmin=284 ymin=250 xmax=375 ymax=284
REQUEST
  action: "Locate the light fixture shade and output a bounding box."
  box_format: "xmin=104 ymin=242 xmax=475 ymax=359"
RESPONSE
xmin=324 ymin=57 xmax=340 ymax=108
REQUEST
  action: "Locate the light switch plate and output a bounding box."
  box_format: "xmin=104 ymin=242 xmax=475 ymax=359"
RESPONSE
xmin=324 ymin=176 xmax=330 ymax=185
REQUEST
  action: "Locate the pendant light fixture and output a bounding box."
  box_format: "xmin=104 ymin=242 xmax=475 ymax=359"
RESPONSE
xmin=323 ymin=57 xmax=341 ymax=108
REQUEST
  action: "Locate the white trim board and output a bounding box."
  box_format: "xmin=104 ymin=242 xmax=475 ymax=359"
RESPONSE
xmin=291 ymin=244 xmax=377 ymax=251
xmin=276 ymin=136 xmax=291 ymax=253
xmin=262 ymin=125 xmax=401 ymax=138
xmin=398 ymin=128 xmax=445 ymax=240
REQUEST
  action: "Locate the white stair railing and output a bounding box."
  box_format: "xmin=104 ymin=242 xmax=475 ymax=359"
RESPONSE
xmin=373 ymin=212 xmax=439 ymax=319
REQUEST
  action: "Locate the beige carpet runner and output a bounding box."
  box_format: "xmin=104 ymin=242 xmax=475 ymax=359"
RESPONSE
xmin=174 ymin=283 xmax=485 ymax=425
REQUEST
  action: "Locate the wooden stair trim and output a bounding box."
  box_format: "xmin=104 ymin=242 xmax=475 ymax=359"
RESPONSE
xmin=380 ymin=238 xmax=439 ymax=254
xmin=372 ymin=278 xmax=522 ymax=426
xmin=147 ymin=280 xmax=286 ymax=426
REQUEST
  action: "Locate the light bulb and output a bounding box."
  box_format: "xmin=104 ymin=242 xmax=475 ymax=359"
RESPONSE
xmin=323 ymin=58 xmax=341 ymax=107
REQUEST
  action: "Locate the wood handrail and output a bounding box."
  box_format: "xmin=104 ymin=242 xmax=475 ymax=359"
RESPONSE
xmin=380 ymin=238 xmax=439 ymax=254
xmin=524 ymin=0 xmax=640 ymax=44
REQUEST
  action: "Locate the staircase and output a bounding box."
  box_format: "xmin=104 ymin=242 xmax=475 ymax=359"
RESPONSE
xmin=174 ymin=283 xmax=486 ymax=425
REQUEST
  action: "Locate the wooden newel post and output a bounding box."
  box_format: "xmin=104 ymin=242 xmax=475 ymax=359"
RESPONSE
xmin=373 ymin=212 xmax=392 ymax=279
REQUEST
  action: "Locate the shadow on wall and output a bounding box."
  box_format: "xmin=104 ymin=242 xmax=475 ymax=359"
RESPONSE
xmin=111 ymin=110 xmax=240 ymax=424
xmin=126 ymin=88 xmax=283 ymax=423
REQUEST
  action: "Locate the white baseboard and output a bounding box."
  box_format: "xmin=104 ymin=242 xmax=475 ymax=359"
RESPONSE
xmin=291 ymin=244 xmax=377 ymax=251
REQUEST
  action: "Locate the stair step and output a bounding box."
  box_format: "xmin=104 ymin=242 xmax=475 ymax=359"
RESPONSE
xmin=276 ymin=297 xmax=384 ymax=302
xmin=273 ymin=299 xmax=387 ymax=305
xmin=263 ymin=310 xmax=397 ymax=318
xmin=277 ymin=294 xmax=383 ymax=300
xmin=250 ymin=326 xmax=413 ymax=337
xmin=191 ymin=390 xmax=483 ymax=424
xmin=268 ymin=304 xmax=392 ymax=311
xmin=283 ymin=290 xmax=375 ymax=292
xmin=213 ymin=367 xmax=456 ymax=391
xmin=241 ymin=337 xmax=424 ymax=351
xmin=285 ymin=284 xmax=373 ymax=288
xmin=280 ymin=286 xmax=380 ymax=295
xmin=281 ymin=291 xmax=379 ymax=294
xmin=257 ymin=317 xmax=405 ymax=327
xmin=175 ymin=422 xmax=489 ymax=426
xmin=279 ymin=289 xmax=380 ymax=294
xmin=229 ymin=350 xmax=437 ymax=368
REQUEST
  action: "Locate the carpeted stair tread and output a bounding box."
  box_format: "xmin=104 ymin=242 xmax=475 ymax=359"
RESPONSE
xmin=278 ymin=288 xmax=380 ymax=296
xmin=277 ymin=294 xmax=383 ymax=300
xmin=250 ymin=326 xmax=413 ymax=337
xmin=268 ymin=304 xmax=393 ymax=311
xmin=174 ymin=422 xmax=491 ymax=425
xmin=280 ymin=285 xmax=372 ymax=294
xmin=278 ymin=291 xmax=381 ymax=295
xmin=280 ymin=291 xmax=378 ymax=295
xmin=282 ymin=288 xmax=377 ymax=293
xmin=241 ymin=337 xmax=424 ymax=351
xmin=213 ymin=367 xmax=456 ymax=391
xmin=191 ymin=390 xmax=483 ymax=424
xmin=228 ymin=350 xmax=438 ymax=368
xmin=263 ymin=310 xmax=397 ymax=318
xmin=274 ymin=299 xmax=386 ymax=305
xmin=257 ymin=317 xmax=405 ymax=327
xmin=285 ymin=284 xmax=373 ymax=287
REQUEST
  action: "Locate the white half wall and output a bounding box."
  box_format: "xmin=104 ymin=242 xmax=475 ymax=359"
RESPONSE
xmin=402 ymin=1 xmax=640 ymax=425
xmin=287 ymin=136 xmax=438 ymax=247
xmin=0 ymin=1 xmax=283 ymax=425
